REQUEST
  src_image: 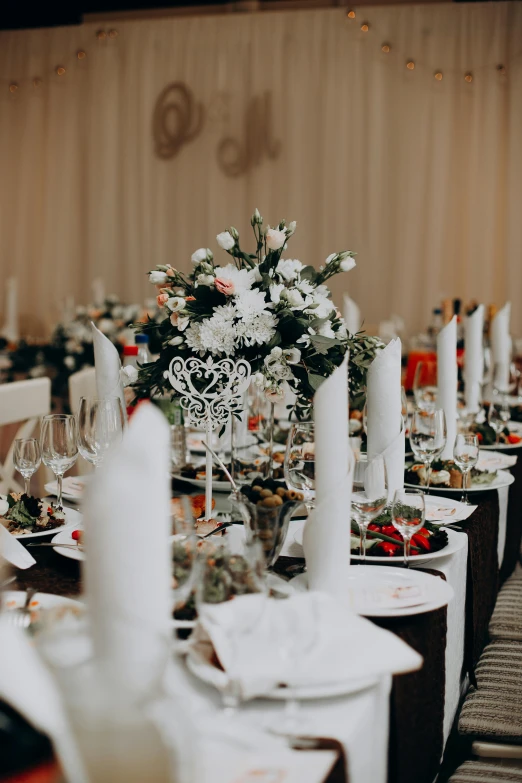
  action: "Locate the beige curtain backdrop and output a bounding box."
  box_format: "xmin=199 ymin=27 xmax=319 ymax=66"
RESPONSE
xmin=0 ymin=3 xmax=521 ymax=339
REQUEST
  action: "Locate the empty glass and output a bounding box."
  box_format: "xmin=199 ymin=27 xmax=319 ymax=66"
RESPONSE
xmin=13 ymin=438 xmax=41 ymax=495
xmin=413 ymin=361 xmax=438 ymax=413
xmin=351 ymin=454 xmax=388 ymax=561
xmin=78 ymin=397 xmax=125 ymax=469
xmin=391 ymin=489 xmax=425 ymax=567
xmin=410 ymin=409 xmax=447 ymax=491
xmin=40 ymin=415 xmax=78 ymax=509
xmin=453 ymin=433 xmax=479 ymax=504
xmin=171 ymin=496 xmax=198 ymax=610
xmin=284 ymin=422 xmax=315 ymax=512
xmin=488 ymin=400 xmax=510 ymax=445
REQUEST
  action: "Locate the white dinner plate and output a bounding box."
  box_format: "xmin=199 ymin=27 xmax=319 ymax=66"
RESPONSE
xmin=404 ymin=468 xmax=514 ymax=494
xmin=7 ymin=506 xmax=83 ymax=540
xmin=477 ymin=450 xmax=517 ymax=471
xmin=50 ymin=526 xmax=84 ymax=561
xmin=290 ymin=566 xmax=453 ymax=617
xmin=44 ymin=476 xmax=89 ymax=503
xmin=172 ymin=474 xmax=233 ymax=492
xmin=186 ymin=646 xmax=377 ymax=701
xmin=480 ymin=421 xmax=522 ymax=451
xmin=2 ymin=591 xmax=84 ymax=626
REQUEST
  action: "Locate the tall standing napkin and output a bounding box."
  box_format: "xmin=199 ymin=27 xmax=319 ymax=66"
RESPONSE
xmin=366 ymin=338 xmax=405 ymax=495
xmin=437 ymin=316 xmax=457 ymax=460
xmin=343 ymin=294 xmax=361 ymax=336
xmin=2 ymin=277 xmax=19 ymax=344
xmin=303 ymin=354 xmax=353 ymax=595
xmin=91 ymin=277 xmax=105 ymax=308
xmin=91 ymin=322 xmax=126 ymax=414
xmin=464 ymin=305 xmax=484 ymax=411
xmin=83 ymin=404 xmax=172 ymax=695
xmin=491 ymin=302 xmax=511 ymax=391
xmin=0 ymin=525 xmax=36 ymax=569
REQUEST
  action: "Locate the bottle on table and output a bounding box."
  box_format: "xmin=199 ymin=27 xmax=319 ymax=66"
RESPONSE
xmin=170 ymin=399 xmax=188 ymax=470
xmin=135 ymin=333 xmax=152 ymax=365
xmin=123 ymin=345 xmax=139 ymax=369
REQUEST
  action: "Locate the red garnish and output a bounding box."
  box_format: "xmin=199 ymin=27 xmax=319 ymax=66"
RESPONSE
xmin=71 ymin=530 xmax=82 ymax=541
xmin=508 ymin=434 xmax=521 ymax=444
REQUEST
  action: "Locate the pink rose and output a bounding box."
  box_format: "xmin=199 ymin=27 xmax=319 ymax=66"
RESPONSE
xmin=157 ymin=293 xmax=169 ymax=307
xmin=166 ymin=267 xmax=176 ymax=277
xmin=214 ymin=278 xmax=235 ymax=296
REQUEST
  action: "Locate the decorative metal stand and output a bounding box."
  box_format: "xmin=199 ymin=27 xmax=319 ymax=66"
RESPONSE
xmin=164 ymin=356 xmax=251 ymax=519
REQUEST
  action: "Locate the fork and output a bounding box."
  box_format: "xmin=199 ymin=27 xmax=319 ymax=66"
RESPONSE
xmin=4 ymin=588 xmax=38 ymax=629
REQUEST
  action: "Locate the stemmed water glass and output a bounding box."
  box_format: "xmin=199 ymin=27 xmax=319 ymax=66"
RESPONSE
xmin=171 ymin=496 xmax=198 ymax=624
xmin=13 ymin=438 xmax=41 ymax=496
xmin=391 ymin=489 xmax=425 ymax=568
xmin=77 ymin=397 xmax=125 ymax=469
xmin=410 ymin=409 xmax=447 ymax=491
xmin=40 ymin=415 xmax=78 ymax=510
xmin=453 ymin=433 xmax=479 ymax=504
xmin=413 ymin=361 xmax=438 ymax=413
xmin=284 ymin=422 xmax=315 ymax=513
xmin=351 ymin=454 xmax=388 ymax=561
xmin=488 ymin=399 xmax=510 ymax=445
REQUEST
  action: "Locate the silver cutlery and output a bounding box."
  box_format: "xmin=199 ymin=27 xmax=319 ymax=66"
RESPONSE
xmin=5 ymin=587 xmax=38 ymax=629
xmin=27 ymin=543 xmax=83 ymax=550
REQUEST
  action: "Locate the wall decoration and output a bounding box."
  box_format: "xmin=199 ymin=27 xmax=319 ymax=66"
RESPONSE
xmin=152 ymin=81 xmax=205 ymax=160
xmin=217 ymin=91 xmax=281 ymax=178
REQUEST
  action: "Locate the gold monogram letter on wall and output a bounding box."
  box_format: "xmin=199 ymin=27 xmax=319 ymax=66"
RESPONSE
xmin=217 ymin=92 xmax=281 ymax=178
xmin=152 ymin=82 xmax=204 ymax=160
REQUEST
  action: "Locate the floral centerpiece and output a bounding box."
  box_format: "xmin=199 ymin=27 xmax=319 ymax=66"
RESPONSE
xmin=133 ymin=209 xmax=381 ymax=415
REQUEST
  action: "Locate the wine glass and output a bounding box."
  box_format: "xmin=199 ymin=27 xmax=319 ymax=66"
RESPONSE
xmin=171 ymin=496 xmax=198 ymax=628
xmin=195 ymin=537 xmax=267 ymax=716
xmin=391 ymin=489 xmax=425 ymax=568
xmin=78 ymin=397 xmax=125 ymax=469
xmin=493 ymin=362 xmax=519 ymax=400
xmin=401 ymin=386 xmax=409 ymax=432
xmin=284 ymin=422 xmax=315 ymax=513
xmin=488 ymin=400 xmax=510 ymax=445
xmin=457 ymin=393 xmax=478 ymax=433
xmin=453 ymin=433 xmax=479 ymax=505
xmin=409 ymin=409 xmax=447 ymax=491
xmin=13 ymin=438 xmax=41 ymax=496
xmin=351 ymin=454 xmax=388 ymax=561
xmin=40 ymin=415 xmax=78 ymax=510
xmin=413 ymin=361 xmax=438 ymax=413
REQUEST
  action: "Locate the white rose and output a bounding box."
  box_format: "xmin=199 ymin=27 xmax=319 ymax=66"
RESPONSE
xmin=284 ymin=288 xmax=305 ymax=308
xmin=169 ymin=335 xmax=184 ymax=346
xmin=0 ymin=496 xmax=9 ymax=516
xmin=191 ymin=248 xmax=209 ymax=264
xmin=276 ymin=259 xmax=304 ymax=282
xmin=340 ymin=257 xmax=356 ymax=272
xmin=269 ymin=283 xmax=285 ymax=304
xmin=251 ymin=265 xmax=262 ymax=283
xmin=253 ymin=372 xmax=265 ymax=388
xmin=149 ymin=270 xmax=168 ymax=285
xmin=325 ymin=253 xmax=337 ymax=265
xmin=177 ymin=315 xmax=190 ymax=332
xmin=284 ymin=348 xmax=301 ymax=364
xmin=167 ymin=296 xmax=186 ymax=313
xmin=216 ymin=231 xmax=235 ymax=250
xmin=266 ymin=228 xmax=287 ymax=251
xmin=286 ymin=220 xmax=297 ymax=236
xmin=318 ymin=322 xmax=336 ymax=339
xmin=196 ymin=274 xmax=215 ymax=287
xmin=270 ymin=346 xmax=283 ymax=359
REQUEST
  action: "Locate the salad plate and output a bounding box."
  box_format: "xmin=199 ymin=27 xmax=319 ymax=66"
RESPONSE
xmin=404 ymin=469 xmax=514 ymax=494
xmin=2 ymin=501 xmax=83 ymax=540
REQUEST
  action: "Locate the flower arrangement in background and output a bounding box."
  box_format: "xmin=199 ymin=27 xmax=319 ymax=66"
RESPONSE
xmin=134 ymin=209 xmax=381 ymax=414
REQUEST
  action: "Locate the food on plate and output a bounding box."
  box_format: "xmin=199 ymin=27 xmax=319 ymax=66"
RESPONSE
xmin=171 ymin=494 xmax=215 ymax=521
xmin=471 ymin=422 xmax=521 ymax=446
xmin=240 ymin=478 xmax=304 ymax=507
xmin=350 ymin=509 xmax=449 ymax=558
xmin=0 ymin=493 xmax=66 ymax=535
xmin=71 ymin=529 xmax=83 ymax=543
xmin=404 ymin=460 xmax=497 ymax=488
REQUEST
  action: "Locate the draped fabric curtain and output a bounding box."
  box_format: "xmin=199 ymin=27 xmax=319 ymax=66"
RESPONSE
xmin=0 ymin=3 xmax=521 ymax=338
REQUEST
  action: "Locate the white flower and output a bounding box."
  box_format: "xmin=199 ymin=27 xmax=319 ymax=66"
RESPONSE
xmin=251 ymin=265 xmax=262 ymax=283
xmin=297 ymin=327 xmax=316 ymax=348
xmin=0 ymin=495 xmax=9 ymax=516
xmin=318 ymin=322 xmax=336 ymax=339
xmin=325 ymin=253 xmax=337 ymax=265
xmin=167 ymin=296 xmax=186 ymax=313
xmin=216 ymin=231 xmax=235 ymax=250
xmin=196 ymin=274 xmax=215 ymax=287
xmin=286 ymin=220 xmax=297 ymax=236
xmin=98 ymin=318 xmax=115 ymax=335
xmin=276 ymin=258 xmax=304 ymax=282
xmin=253 ymin=372 xmax=265 ymax=388
xmin=241 ymin=311 xmax=277 ymax=348
xmin=175 ymin=314 xmax=190 ymax=332
xmin=169 ymin=335 xmax=184 ymax=346
xmin=284 ymin=288 xmax=305 ymax=308
xmin=284 ymin=348 xmax=301 ymax=364
xmin=234 ymin=289 xmax=268 ymax=318
xmin=149 ymin=270 xmax=168 ymax=285
xmin=297 ymin=279 xmax=314 ymax=296
xmin=340 ymin=257 xmax=356 ymax=272
xmin=191 ymin=248 xmax=212 ymax=264
xmin=335 ymin=320 xmax=348 ymax=339
xmin=269 ymin=346 xmax=283 ymax=360
xmin=214 ymin=264 xmax=255 ymax=295
xmin=64 ymin=355 xmax=76 ymax=370
xmin=121 ymin=365 xmax=139 ymax=386
xmin=306 ymin=288 xmax=335 ymax=319
xmin=266 ymin=228 xmax=287 ymax=251
xmin=269 ymin=283 xmax=285 ymax=304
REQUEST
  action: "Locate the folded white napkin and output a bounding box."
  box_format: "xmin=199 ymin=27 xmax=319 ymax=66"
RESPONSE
xmin=343 ymin=294 xmax=361 ymax=335
xmin=303 ymin=355 xmax=353 ymax=595
xmin=0 ymin=525 xmax=36 ymax=569
xmin=44 ymin=476 xmax=86 ymax=500
xmin=91 ymin=277 xmax=106 ymax=308
xmin=437 ymin=317 xmax=457 ymax=460
xmin=2 ymin=277 xmax=19 ymax=343
xmin=189 ymin=592 xmax=422 ymax=701
xmin=477 ymin=451 xmax=517 ymax=471
xmin=0 ymin=617 xmax=88 ymax=782
xmin=366 ymin=338 xmax=405 ymax=495
xmin=464 ymin=305 xmax=484 ymax=412
xmin=491 ymin=303 xmax=511 ymax=392
xmin=83 ymin=404 xmax=172 ymax=696
xmin=91 ymin=322 xmax=126 ymax=415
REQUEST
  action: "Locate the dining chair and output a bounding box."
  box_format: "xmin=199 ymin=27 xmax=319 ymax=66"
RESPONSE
xmin=449 ymin=759 xmax=522 ymax=780
xmin=0 ymin=377 xmax=51 ymax=494
xmin=488 ymin=565 xmax=522 ymax=642
xmin=68 ymin=367 xmax=96 ymax=475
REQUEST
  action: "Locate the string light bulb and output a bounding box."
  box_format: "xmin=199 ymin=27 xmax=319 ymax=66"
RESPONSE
xmin=77 ymin=50 xmax=87 ymax=60
xmin=360 ymin=22 xmax=369 ymax=32
xmin=33 ymin=77 xmax=42 ymax=88
xmin=96 ymin=29 xmax=107 ymax=40
xmin=434 ymin=71 xmax=443 ymax=81
xmin=464 ymin=72 xmax=473 ymax=83
xmin=381 ymin=44 xmax=390 ymax=53
xmin=346 ymin=10 xmax=356 ymax=19
xmin=497 ymin=64 xmax=506 ymax=76
xmin=9 ymin=83 xmax=18 ymax=94
xmin=108 ymin=29 xmax=118 ymax=38
xmin=406 ymin=60 xmax=415 ymax=70
xmin=56 ymin=66 xmax=66 ymax=76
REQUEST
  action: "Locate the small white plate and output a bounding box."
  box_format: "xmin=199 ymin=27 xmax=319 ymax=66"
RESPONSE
xmin=8 ymin=506 xmax=83 ymax=540
xmin=404 ymin=468 xmax=515 ymax=494
xmin=480 ymin=421 xmax=522 ymax=451
xmin=477 ymin=450 xmax=517 ymax=471
xmin=44 ymin=476 xmax=89 ymax=503
xmin=172 ymin=474 xmax=233 ymax=492
xmin=2 ymin=590 xmax=84 ymax=622
xmin=50 ymin=526 xmax=84 ymax=561
xmin=186 ymin=647 xmax=377 ymax=701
